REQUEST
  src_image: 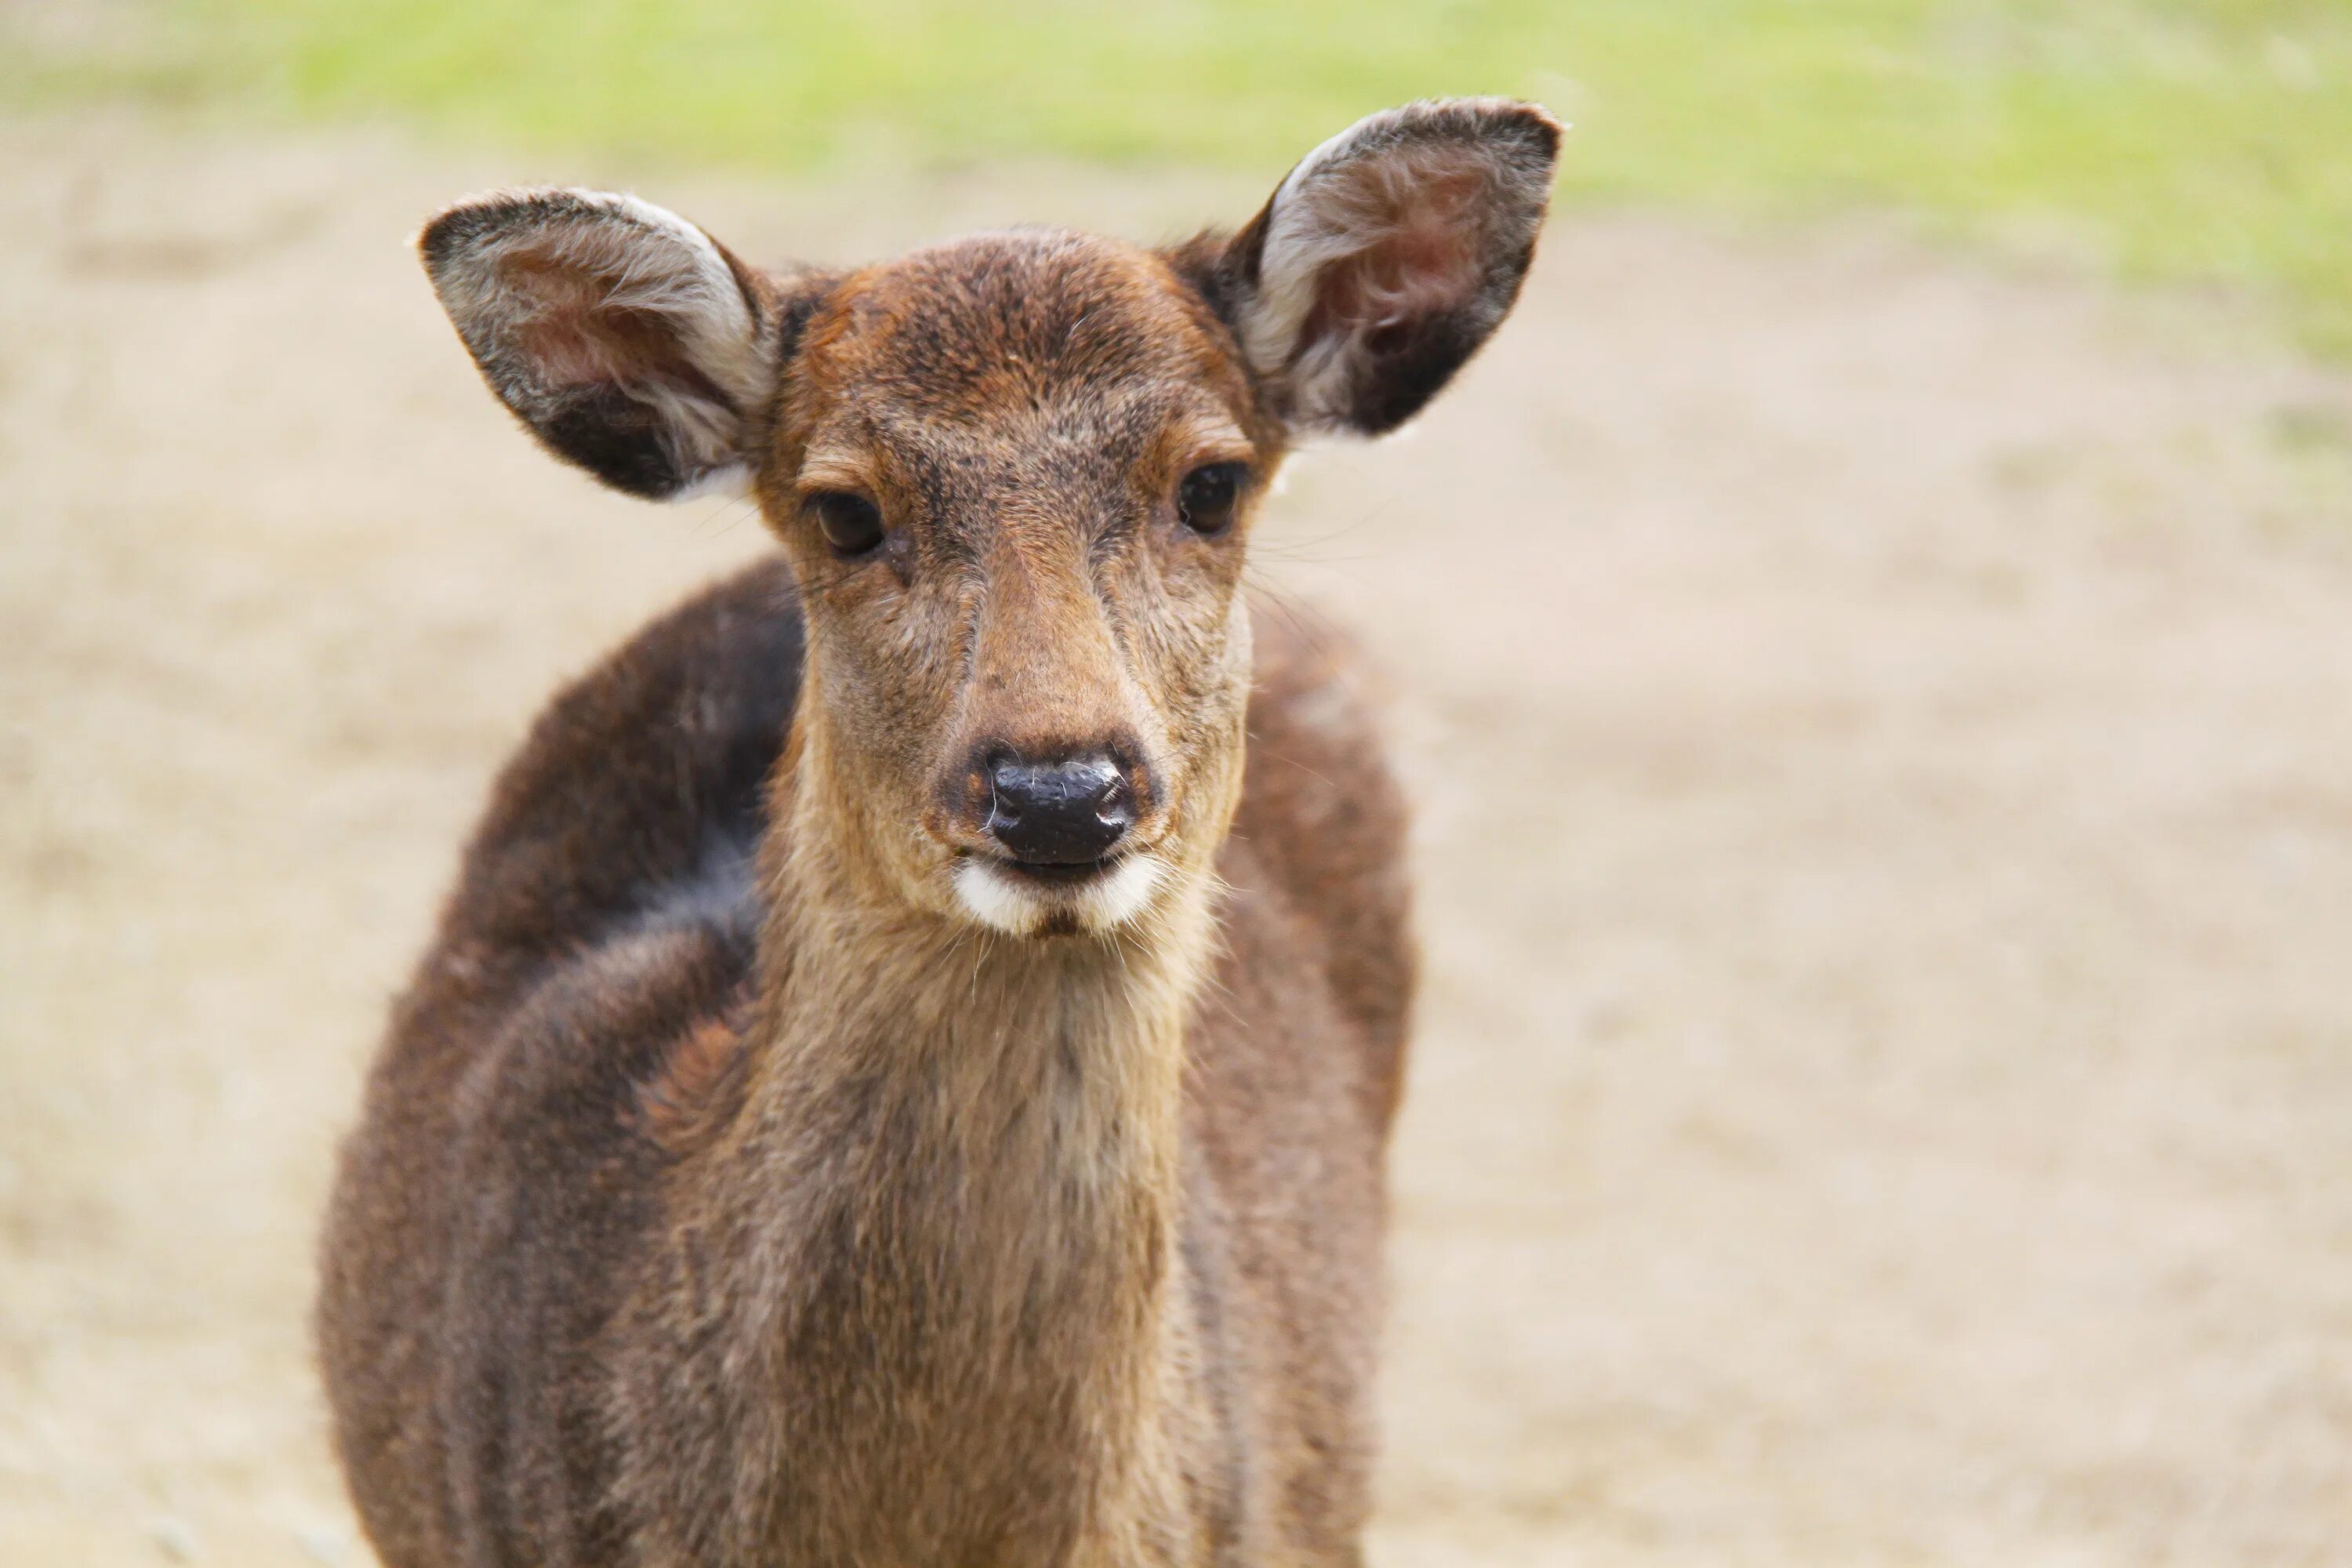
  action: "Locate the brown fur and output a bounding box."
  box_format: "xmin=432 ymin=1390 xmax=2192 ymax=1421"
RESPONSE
xmin=318 ymin=99 xmax=1556 ymax=1567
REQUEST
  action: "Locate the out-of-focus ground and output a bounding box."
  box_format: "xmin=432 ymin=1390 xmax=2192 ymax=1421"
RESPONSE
xmin=4 ymin=111 xmax=2352 ymax=1567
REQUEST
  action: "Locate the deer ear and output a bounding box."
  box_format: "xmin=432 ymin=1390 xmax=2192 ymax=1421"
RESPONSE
xmin=1219 ymin=99 xmax=1560 ymax=436
xmin=419 ymin=189 xmax=775 ymax=500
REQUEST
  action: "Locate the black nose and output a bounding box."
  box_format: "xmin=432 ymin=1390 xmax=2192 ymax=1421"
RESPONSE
xmin=985 ymin=752 xmax=1134 ymax=865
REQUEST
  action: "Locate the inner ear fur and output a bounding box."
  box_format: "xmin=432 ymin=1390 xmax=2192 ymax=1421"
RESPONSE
xmin=1192 ymin=97 xmax=1561 ymax=437
xmin=419 ymin=188 xmax=781 ymax=500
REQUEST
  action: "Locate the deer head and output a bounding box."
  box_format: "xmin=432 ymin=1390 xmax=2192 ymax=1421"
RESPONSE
xmin=420 ymin=99 xmax=1558 ymax=939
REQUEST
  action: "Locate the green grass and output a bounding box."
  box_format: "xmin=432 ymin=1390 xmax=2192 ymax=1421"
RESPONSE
xmin=9 ymin=1 xmax=2350 ymax=348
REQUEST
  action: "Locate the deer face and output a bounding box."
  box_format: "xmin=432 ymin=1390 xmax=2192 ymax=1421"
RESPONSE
xmin=420 ymin=99 xmax=1558 ymax=938
xmin=760 ymin=232 xmax=1274 ymax=937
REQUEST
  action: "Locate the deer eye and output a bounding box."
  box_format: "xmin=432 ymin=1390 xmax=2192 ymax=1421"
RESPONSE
xmin=1175 ymin=462 xmax=1247 ymax=536
xmin=808 ymin=491 xmax=884 ymax=557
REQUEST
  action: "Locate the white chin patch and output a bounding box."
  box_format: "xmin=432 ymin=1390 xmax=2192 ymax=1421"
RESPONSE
xmin=953 ymin=854 xmax=1167 ymax=937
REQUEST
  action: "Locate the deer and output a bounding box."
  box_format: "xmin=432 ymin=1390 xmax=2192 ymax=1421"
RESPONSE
xmin=315 ymin=97 xmax=1559 ymax=1567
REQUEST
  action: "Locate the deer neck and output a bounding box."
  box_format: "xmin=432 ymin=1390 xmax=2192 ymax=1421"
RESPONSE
xmin=700 ymin=713 xmax=1217 ymax=1559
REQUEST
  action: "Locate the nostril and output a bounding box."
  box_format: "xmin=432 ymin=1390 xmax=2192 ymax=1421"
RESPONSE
xmin=1094 ymin=770 xmax=1135 ymax=830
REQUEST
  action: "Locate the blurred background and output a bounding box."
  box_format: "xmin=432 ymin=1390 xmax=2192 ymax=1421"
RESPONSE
xmin=4 ymin=2 xmax=2350 ymax=1564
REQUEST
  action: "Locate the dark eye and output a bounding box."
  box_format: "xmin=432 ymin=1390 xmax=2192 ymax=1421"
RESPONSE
xmin=1175 ymin=462 xmax=1248 ymax=536
xmin=808 ymin=490 xmax=884 ymax=557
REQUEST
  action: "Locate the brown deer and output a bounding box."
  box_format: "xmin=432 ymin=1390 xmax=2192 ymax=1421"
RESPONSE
xmin=317 ymin=98 xmax=1559 ymax=1566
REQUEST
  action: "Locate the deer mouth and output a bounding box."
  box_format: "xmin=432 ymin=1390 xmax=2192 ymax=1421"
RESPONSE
xmin=951 ymin=849 xmax=1168 ymax=936
xmin=993 ymin=852 xmax=1125 ymax=887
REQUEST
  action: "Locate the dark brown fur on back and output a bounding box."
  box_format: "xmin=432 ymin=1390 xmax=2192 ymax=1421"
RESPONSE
xmin=315 ymin=560 xmax=1412 ymax=1565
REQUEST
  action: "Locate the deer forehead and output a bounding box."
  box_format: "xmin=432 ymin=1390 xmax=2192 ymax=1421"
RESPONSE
xmin=790 ymin=230 xmax=1252 ymax=428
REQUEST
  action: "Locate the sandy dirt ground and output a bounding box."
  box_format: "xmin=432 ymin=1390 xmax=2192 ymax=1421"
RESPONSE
xmin=5 ymin=111 xmax=2352 ymax=1567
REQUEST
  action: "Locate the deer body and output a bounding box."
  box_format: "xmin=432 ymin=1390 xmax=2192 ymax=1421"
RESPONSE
xmin=318 ymin=100 xmax=1556 ymax=1566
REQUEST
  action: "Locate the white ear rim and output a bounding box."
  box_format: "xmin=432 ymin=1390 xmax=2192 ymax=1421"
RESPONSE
xmin=546 ymin=189 xmax=769 ymax=416
xmin=666 ymin=463 xmax=756 ymax=503
xmin=1236 ymin=118 xmax=1385 ymax=390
